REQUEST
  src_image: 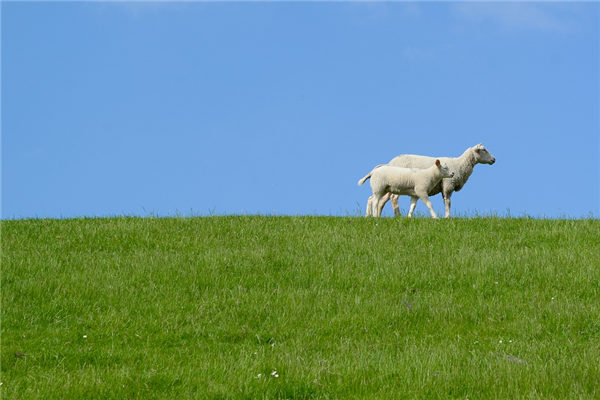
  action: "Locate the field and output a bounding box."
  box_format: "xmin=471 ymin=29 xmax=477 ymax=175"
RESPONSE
xmin=2 ymin=216 xmax=599 ymax=399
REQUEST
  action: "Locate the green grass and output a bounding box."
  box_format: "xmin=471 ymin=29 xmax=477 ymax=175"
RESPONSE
xmin=2 ymin=216 xmax=599 ymax=399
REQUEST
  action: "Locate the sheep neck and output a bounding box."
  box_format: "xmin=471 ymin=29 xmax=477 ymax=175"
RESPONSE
xmin=450 ymin=148 xmax=478 ymax=188
xmin=460 ymin=147 xmax=479 ymax=168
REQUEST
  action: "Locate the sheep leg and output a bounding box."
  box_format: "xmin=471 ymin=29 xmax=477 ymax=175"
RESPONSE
xmin=365 ymin=195 xmax=374 ymax=217
xmin=376 ymin=192 xmax=391 ymax=216
xmin=391 ymin=194 xmax=401 ymax=216
xmin=372 ymin=195 xmax=382 ymax=218
xmin=420 ymin=194 xmax=438 ymax=219
xmin=443 ymin=192 xmax=452 ymax=218
xmin=407 ymin=196 xmax=418 ymax=218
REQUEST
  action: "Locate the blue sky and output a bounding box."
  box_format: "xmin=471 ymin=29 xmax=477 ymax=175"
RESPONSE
xmin=2 ymin=2 xmax=598 ymax=219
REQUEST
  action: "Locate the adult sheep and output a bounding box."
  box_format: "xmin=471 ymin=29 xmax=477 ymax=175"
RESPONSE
xmin=368 ymin=143 xmax=496 ymax=218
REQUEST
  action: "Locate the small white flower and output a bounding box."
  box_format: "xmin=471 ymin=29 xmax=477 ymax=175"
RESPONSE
xmin=257 ymin=373 xmax=262 ymax=379
xmin=494 ymin=281 xmax=499 ymax=285
xmin=509 ymin=340 xmax=513 ymax=343
xmin=499 ymin=339 xmax=503 ymax=344
xmin=271 ymin=370 xmax=279 ymax=378
xmin=83 ymin=335 xmax=87 ymax=339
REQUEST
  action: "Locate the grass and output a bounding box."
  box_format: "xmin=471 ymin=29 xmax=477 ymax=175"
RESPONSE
xmin=2 ymin=216 xmax=599 ymax=399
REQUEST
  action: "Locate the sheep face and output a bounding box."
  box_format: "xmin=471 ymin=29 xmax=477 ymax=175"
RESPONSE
xmin=474 ymin=144 xmax=496 ymax=164
xmin=435 ymin=159 xmax=455 ymax=179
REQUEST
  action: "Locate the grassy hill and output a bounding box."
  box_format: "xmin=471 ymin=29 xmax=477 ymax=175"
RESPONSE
xmin=2 ymin=216 xmax=599 ymax=399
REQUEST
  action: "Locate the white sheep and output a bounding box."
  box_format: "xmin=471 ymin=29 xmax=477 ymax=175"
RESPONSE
xmin=368 ymin=144 xmax=496 ymax=218
xmin=358 ymin=160 xmax=454 ymax=218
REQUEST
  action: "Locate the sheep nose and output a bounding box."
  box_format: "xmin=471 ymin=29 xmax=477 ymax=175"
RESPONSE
xmin=491 ymin=158 xmax=496 ymax=164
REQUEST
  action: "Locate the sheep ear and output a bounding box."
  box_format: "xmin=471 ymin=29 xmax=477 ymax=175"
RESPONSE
xmin=435 ymin=159 xmax=440 ymax=166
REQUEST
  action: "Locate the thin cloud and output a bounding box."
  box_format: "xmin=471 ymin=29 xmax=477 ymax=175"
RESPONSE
xmin=452 ymin=3 xmax=577 ymax=33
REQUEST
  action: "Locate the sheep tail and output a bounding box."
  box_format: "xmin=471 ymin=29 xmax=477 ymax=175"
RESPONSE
xmin=357 ymin=164 xmax=385 ymax=186
xmin=357 ymin=173 xmax=371 ymax=186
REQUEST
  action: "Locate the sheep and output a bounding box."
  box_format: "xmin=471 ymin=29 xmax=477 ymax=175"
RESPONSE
xmin=367 ymin=143 xmax=495 ymax=218
xmin=358 ymin=160 xmax=454 ymax=218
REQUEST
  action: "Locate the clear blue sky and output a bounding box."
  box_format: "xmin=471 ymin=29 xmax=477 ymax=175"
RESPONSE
xmin=2 ymin=2 xmax=598 ymax=219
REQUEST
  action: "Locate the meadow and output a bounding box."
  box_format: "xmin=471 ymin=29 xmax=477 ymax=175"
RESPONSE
xmin=2 ymin=216 xmax=599 ymax=399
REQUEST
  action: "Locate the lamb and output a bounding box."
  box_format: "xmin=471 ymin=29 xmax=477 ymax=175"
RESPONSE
xmin=368 ymin=144 xmax=495 ymax=218
xmin=358 ymin=160 xmax=454 ymax=218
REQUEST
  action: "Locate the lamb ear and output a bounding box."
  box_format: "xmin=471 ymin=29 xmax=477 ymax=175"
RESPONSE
xmin=435 ymin=159 xmax=440 ymax=166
